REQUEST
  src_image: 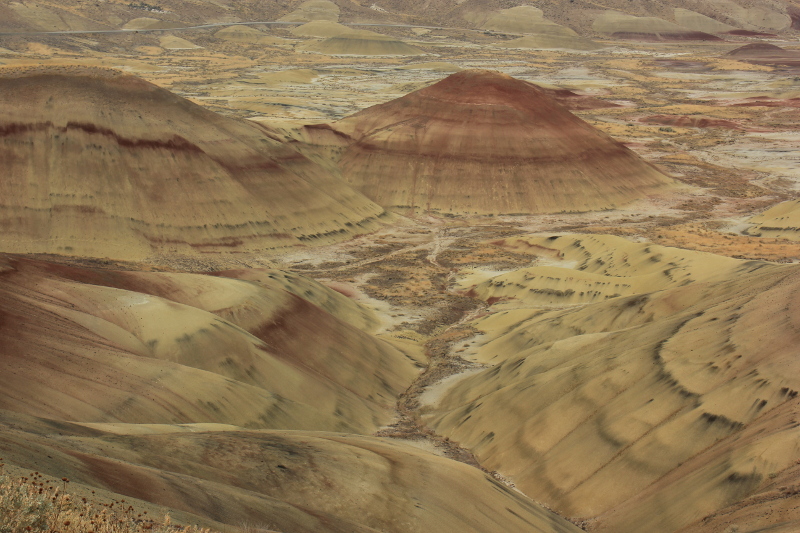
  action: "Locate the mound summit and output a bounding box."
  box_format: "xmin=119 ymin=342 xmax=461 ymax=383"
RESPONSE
xmin=0 ymin=67 xmax=386 ymax=259
xmin=334 ymin=70 xmax=674 ymax=215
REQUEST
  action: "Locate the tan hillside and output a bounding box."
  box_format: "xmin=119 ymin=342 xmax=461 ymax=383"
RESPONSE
xmin=0 ymin=255 xmax=419 ymax=433
xmin=290 ymin=20 xmax=351 ymax=38
xmin=0 ymin=67 xmax=387 ymax=259
xmin=159 ymin=35 xmax=201 ymax=49
xmin=745 ymin=199 xmax=800 ymax=240
xmin=332 ymin=70 xmax=674 ymax=215
xmin=484 ymin=6 xmax=600 ymax=50
xmin=298 ymin=30 xmax=425 ymax=56
xmin=674 ymin=8 xmax=737 ymax=33
xmin=425 ymin=252 xmax=800 ymax=532
xmin=482 ymin=6 xmax=564 ymax=35
xmin=0 ymin=410 xmax=583 ymax=533
xmin=213 ymin=25 xmax=286 ymax=45
xmin=593 ymin=10 xmax=722 ymax=40
xmin=459 ymin=234 xmax=742 ymax=307
xmin=0 ymin=0 xmax=793 ymax=37
xmin=4 ymin=1 xmax=106 ymax=32
xmin=123 ymin=17 xmax=184 ymax=30
xmin=278 ymin=0 xmax=340 ymax=22
xmin=706 ymin=0 xmax=790 ymax=31
xmin=378 ymin=0 xmax=794 ymax=36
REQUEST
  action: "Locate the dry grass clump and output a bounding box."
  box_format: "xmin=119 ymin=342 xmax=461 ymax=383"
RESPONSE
xmin=0 ymin=461 xmax=215 ymax=533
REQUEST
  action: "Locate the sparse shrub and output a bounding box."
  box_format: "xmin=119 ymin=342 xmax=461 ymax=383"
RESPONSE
xmin=0 ymin=467 xmax=52 ymax=532
xmin=0 ymin=461 xmax=216 ymax=533
xmin=128 ymin=2 xmax=163 ymax=11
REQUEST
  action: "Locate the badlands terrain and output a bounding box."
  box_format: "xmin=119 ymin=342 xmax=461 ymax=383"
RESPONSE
xmin=1 ymin=1 xmax=800 ymax=532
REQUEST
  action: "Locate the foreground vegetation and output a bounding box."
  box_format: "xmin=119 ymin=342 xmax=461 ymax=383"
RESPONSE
xmin=0 ymin=461 xmax=214 ymax=533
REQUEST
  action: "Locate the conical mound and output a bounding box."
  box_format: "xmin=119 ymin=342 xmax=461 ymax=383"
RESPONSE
xmin=727 ymin=42 xmax=790 ymax=57
xmin=334 ymin=70 xmax=673 ymax=215
xmin=290 ymin=20 xmax=351 ymax=38
xmin=745 ymin=198 xmax=800 ymax=240
xmin=0 ymin=67 xmax=386 ymax=259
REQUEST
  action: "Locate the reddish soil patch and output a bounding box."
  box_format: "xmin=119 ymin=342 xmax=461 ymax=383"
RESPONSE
xmin=726 ymin=30 xmax=777 ymax=37
xmin=541 ymin=88 xmax=620 ymax=111
xmin=610 ymin=31 xmax=722 ymax=41
xmin=731 ymin=98 xmax=800 ymax=108
xmin=791 ymin=5 xmax=800 ymax=31
xmin=325 ymin=282 xmax=357 ymax=298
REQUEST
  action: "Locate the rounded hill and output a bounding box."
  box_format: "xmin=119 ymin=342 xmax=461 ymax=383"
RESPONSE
xmin=333 ymin=70 xmax=674 ymax=215
xmin=0 ymin=67 xmax=387 ymax=259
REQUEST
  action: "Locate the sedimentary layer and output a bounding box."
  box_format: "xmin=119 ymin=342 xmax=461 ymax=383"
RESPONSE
xmin=0 ymin=67 xmax=387 ymax=259
xmin=333 ymin=70 xmax=674 ymax=215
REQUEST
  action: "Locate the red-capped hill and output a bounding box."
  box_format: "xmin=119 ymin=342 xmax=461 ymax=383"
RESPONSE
xmin=727 ymin=42 xmax=789 ymax=56
xmin=0 ymin=67 xmax=386 ymax=259
xmin=334 ymin=70 xmax=674 ymax=215
xmin=725 ymin=43 xmax=800 ymax=66
xmin=404 ymin=68 xmax=557 ymax=107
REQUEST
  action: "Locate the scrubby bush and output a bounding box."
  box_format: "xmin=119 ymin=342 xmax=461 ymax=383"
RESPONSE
xmin=128 ymin=2 xmax=163 ymax=12
xmin=0 ymin=461 xmax=213 ymax=533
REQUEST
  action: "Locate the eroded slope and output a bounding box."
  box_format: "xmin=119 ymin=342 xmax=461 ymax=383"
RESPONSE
xmin=333 ymin=70 xmax=674 ymax=215
xmin=425 ymin=244 xmax=800 ymax=532
xmin=0 ymin=67 xmax=387 ymax=259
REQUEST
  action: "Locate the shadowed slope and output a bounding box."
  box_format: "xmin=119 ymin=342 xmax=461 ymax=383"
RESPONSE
xmin=426 ymin=251 xmax=800 ymax=532
xmin=0 ymin=411 xmax=583 ymax=533
xmin=0 ymin=256 xmax=418 ymax=433
xmin=0 ymin=67 xmax=386 ymax=259
xmin=333 ymin=70 xmax=674 ymax=215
